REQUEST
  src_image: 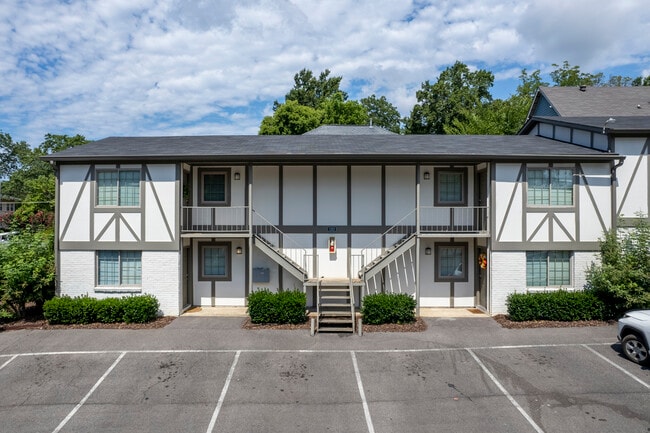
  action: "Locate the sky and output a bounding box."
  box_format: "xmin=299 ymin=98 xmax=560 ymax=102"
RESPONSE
xmin=1 ymin=0 xmax=649 ymax=145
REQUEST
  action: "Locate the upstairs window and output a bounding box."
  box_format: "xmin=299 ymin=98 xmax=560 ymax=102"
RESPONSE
xmin=526 ymin=251 xmax=571 ymax=287
xmin=527 ymin=168 xmax=573 ymax=206
xmin=435 ymin=168 xmax=467 ymax=206
xmin=97 ymin=169 xmax=140 ymax=206
xmin=199 ymin=169 xmax=230 ymax=206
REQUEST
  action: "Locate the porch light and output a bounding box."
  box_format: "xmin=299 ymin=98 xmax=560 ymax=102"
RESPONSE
xmin=423 ymin=171 xmax=430 ymax=180
xmin=236 ymin=246 xmax=243 ymax=255
xmin=425 ymin=247 xmax=432 ymax=255
xmin=234 ymin=172 xmax=241 ymax=180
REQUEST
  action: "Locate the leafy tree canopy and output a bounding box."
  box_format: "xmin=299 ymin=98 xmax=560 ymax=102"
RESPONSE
xmin=283 ymin=68 xmax=347 ymax=109
xmin=259 ymin=100 xmax=322 ymax=135
xmin=321 ymin=92 xmax=369 ymax=126
xmin=360 ymin=94 xmax=401 ymax=133
xmin=405 ymin=61 xmax=494 ymax=134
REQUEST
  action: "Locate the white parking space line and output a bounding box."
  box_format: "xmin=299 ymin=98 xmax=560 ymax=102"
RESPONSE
xmin=0 ymin=354 xmax=17 ymax=371
xmin=51 ymin=351 xmax=126 ymax=433
xmin=466 ymin=349 xmax=545 ymax=433
xmin=206 ymin=350 xmax=241 ymax=433
xmin=351 ymin=351 xmax=375 ymax=433
xmin=582 ymin=344 xmax=650 ymax=389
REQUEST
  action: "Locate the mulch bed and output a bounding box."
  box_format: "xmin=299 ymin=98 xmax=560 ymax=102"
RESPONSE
xmin=493 ymin=314 xmax=615 ymax=329
xmin=0 ymin=316 xmax=175 ymax=332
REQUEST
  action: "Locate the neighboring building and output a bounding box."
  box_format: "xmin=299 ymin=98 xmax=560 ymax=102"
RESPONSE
xmin=44 ymin=89 xmax=650 ymax=327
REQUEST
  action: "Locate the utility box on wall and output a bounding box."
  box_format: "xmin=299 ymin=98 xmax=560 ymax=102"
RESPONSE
xmin=253 ymin=267 xmax=270 ymax=283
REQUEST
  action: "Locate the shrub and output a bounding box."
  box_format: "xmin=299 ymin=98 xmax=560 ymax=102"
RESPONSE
xmin=361 ymin=293 xmax=416 ymax=325
xmin=247 ymin=289 xmax=307 ymax=324
xmin=506 ymin=290 xmax=605 ymax=322
xmin=95 ymin=298 xmax=124 ymax=323
xmin=586 ymin=219 xmax=650 ymax=318
xmin=122 ymin=294 xmax=160 ymax=323
xmin=43 ymin=294 xmax=159 ymax=324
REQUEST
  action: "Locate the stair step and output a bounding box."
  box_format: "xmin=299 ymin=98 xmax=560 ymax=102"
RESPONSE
xmin=319 ymin=317 xmax=354 ymax=323
xmin=321 ymin=295 xmax=350 ymax=300
xmin=320 ymin=303 xmax=351 ymax=308
xmin=318 ymin=326 xmax=354 ymax=333
xmin=320 ymin=311 xmax=352 ymax=317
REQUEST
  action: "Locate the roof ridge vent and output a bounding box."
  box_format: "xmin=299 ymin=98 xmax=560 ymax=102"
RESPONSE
xmin=579 ymin=85 xmax=587 ymax=91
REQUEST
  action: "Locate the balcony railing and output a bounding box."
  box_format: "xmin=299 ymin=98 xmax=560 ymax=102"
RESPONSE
xmin=181 ymin=205 xmax=489 ymax=236
xmin=181 ymin=206 xmax=249 ymax=232
xmin=420 ymin=206 xmax=488 ymax=235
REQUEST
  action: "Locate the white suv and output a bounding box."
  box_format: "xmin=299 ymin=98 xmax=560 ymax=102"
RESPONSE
xmin=617 ymin=310 xmax=650 ymax=366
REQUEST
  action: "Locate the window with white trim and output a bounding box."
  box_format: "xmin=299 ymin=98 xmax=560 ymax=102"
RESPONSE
xmin=97 ymin=169 xmax=140 ymax=206
xmin=526 ymin=251 xmax=571 ymax=286
xmin=527 ymin=168 xmax=573 ymax=206
xmin=199 ymin=242 xmax=231 ymax=281
xmin=97 ymin=250 xmax=142 ymax=286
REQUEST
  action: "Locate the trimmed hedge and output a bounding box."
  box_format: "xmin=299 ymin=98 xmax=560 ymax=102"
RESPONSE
xmin=361 ymin=293 xmax=416 ymax=325
xmin=43 ymin=294 xmax=160 ymax=324
xmin=506 ymin=290 xmax=605 ymax=322
xmin=247 ymin=289 xmax=307 ymax=324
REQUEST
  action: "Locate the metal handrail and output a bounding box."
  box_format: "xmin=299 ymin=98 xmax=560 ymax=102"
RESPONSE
xmin=252 ymin=210 xmax=311 ymax=275
xmin=181 ymin=206 xmax=248 ymax=232
xmin=419 ymin=206 xmax=489 ymax=233
xmin=360 ymin=209 xmax=416 ymax=263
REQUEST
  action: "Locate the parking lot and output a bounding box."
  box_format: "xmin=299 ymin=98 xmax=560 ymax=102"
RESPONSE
xmin=1 ymin=318 xmax=649 ymax=433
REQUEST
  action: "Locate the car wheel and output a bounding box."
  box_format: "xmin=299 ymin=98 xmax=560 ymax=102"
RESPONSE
xmin=621 ymin=334 xmax=650 ymax=365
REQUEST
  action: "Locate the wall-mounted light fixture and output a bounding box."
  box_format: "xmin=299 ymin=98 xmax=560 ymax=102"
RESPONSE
xmin=423 ymin=171 xmax=430 ymax=180
xmin=236 ymin=246 xmax=243 ymax=255
xmin=234 ymin=172 xmax=241 ymax=181
xmin=425 ymin=247 xmax=432 ymax=255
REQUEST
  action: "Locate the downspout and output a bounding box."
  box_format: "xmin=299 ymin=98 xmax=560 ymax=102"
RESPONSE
xmin=52 ymin=161 xmax=61 ymax=296
xmin=415 ymin=164 xmax=421 ymax=317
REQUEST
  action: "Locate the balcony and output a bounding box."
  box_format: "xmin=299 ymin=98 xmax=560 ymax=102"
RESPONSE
xmin=181 ymin=206 xmax=249 ymax=233
xmin=419 ymin=206 xmax=488 ymax=236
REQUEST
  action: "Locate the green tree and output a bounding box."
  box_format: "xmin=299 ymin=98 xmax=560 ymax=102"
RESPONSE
xmin=444 ymin=96 xmax=530 ymax=135
xmin=405 ymin=61 xmax=494 ymax=134
xmin=550 ymin=61 xmax=604 ymax=87
xmin=259 ymin=100 xmax=322 ymax=135
xmin=632 ymin=75 xmax=650 ymax=86
xmin=321 ymin=92 xmax=369 ymax=126
xmin=283 ymin=68 xmax=347 ymax=109
xmin=0 ymin=228 xmax=55 ymax=317
xmin=586 ymin=218 xmax=650 ymax=318
xmin=360 ymin=94 xmax=401 ymax=133
xmin=517 ymin=69 xmax=549 ymax=99
xmin=0 ymin=132 xmax=30 ymax=180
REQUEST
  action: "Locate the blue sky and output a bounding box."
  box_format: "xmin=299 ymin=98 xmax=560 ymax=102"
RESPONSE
xmin=1 ymin=0 xmax=649 ymax=145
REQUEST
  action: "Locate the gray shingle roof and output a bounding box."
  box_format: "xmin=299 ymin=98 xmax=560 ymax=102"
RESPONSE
xmin=535 ymin=86 xmax=650 ymax=117
xmin=46 ymin=134 xmax=617 ymax=163
xmin=303 ymin=125 xmax=396 ymax=135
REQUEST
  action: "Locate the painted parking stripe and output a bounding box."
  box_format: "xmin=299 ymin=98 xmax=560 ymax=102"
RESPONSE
xmin=206 ymin=350 xmax=241 ymax=433
xmin=51 ymin=351 xmax=126 ymax=433
xmin=582 ymin=344 xmax=650 ymax=389
xmin=0 ymin=355 xmax=17 ymax=371
xmin=466 ymin=349 xmax=545 ymax=433
xmin=351 ymin=351 xmax=376 ymax=433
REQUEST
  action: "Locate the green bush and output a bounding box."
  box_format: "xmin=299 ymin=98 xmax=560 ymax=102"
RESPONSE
xmin=43 ymin=294 xmax=159 ymax=325
xmin=247 ymin=289 xmax=307 ymax=324
xmin=506 ymin=290 xmax=605 ymax=322
xmin=586 ymin=219 xmax=650 ymax=318
xmin=95 ymin=297 xmax=125 ymax=323
xmin=361 ymin=293 xmax=416 ymax=325
xmin=121 ymin=294 xmax=160 ymax=323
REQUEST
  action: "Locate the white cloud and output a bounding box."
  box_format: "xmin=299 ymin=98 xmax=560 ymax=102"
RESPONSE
xmin=0 ymin=0 xmax=649 ymax=145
